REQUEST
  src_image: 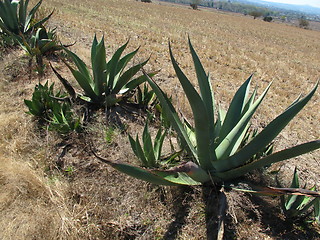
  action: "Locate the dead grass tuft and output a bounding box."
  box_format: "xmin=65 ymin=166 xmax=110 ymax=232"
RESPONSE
xmin=0 ymin=156 xmax=79 ymax=240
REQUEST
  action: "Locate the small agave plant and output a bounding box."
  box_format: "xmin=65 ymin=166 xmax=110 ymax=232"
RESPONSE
xmin=96 ymin=38 xmax=320 ymax=186
xmin=0 ymin=0 xmax=53 ymax=37
xmin=128 ymin=117 xmax=167 ymax=168
xmin=24 ymin=81 xmax=82 ymax=134
xmin=281 ymin=168 xmax=320 ymax=222
xmin=18 ymin=27 xmax=69 ymax=75
xmin=52 ymin=35 xmax=152 ymax=107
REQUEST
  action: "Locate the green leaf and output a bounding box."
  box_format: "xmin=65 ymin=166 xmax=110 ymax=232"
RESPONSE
xmin=154 ymin=128 xmax=167 ymax=160
xmin=95 ymin=156 xmax=176 ymax=185
xmin=142 ymin=120 xmax=156 ymax=167
xmin=24 ymin=0 xmax=42 ymax=32
xmin=24 ymin=99 xmax=41 ymax=116
xmin=285 ymin=167 xmax=300 ymax=209
xmin=31 ymin=10 xmax=54 ymax=32
xmin=216 ymin=140 xmax=320 ymax=180
xmin=64 ymin=48 xmax=92 ymax=81
xmin=124 ymin=71 xmax=154 ymax=92
xmin=219 ymin=82 xmax=318 ymax=171
xmin=18 ymin=0 xmax=28 ymax=27
xmin=1 ymin=0 xmax=19 ymax=33
xmin=106 ymin=40 xmax=129 ymax=93
xmin=91 ymin=35 xmax=107 ymax=96
xmin=134 ymin=135 xmax=149 ymax=166
xmin=169 ymin=43 xmax=212 ymax=170
xmin=50 ymin=63 xmax=77 ymax=100
xmin=63 ymin=60 xmax=98 ymax=102
xmin=128 ymin=134 xmax=139 ymax=158
xmin=214 ymin=82 xmax=271 ymax=165
xmin=112 ymin=58 xmax=148 ymax=94
xmin=116 ymin=47 xmax=139 ymax=78
xmin=145 ymin=73 xmax=198 ymax=163
xmin=91 ymin=34 xmax=99 ymax=68
xmin=188 ymin=38 xmax=215 ymax=160
xmin=155 ymin=172 xmax=202 ymax=185
xmin=219 ymin=75 xmax=253 ymax=141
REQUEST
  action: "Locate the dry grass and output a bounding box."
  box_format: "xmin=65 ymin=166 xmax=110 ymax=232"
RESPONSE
xmin=1 ymin=0 xmax=319 ymax=239
xmin=0 ymin=51 xmax=80 ymax=240
xmin=0 ymin=156 xmax=79 ymax=240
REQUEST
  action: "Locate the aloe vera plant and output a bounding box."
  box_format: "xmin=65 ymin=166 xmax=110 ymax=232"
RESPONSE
xmin=0 ymin=0 xmax=53 ymax=37
xmin=96 ymin=39 xmax=320 ymax=186
xmin=52 ymin=35 xmax=150 ymax=107
xmin=281 ymin=168 xmax=319 ymax=222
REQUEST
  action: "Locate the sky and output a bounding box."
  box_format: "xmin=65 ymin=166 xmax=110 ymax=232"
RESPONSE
xmin=262 ymin=0 xmax=320 ymax=8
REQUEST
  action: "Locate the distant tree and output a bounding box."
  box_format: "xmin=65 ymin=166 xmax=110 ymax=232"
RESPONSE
xmin=263 ymin=16 xmax=273 ymax=22
xmin=141 ymin=0 xmax=152 ymax=2
xmin=299 ymin=18 xmax=309 ymax=29
xmin=249 ymin=11 xmax=263 ymax=19
xmin=190 ymin=0 xmax=200 ymax=10
xmin=281 ymin=16 xmax=287 ymax=22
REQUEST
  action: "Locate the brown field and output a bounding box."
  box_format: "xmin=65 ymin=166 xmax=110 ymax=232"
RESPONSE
xmin=0 ymin=0 xmax=319 ymax=239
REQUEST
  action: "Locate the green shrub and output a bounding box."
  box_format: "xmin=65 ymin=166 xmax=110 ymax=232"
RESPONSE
xmin=263 ymin=16 xmax=273 ymax=22
xmin=134 ymin=83 xmax=157 ymax=110
xmin=25 ymin=81 xmax=64 ymax=118
xmin=47 ymin=102 xmax=82 ymax=134
xmin=129 ymin=117 xmax=167 ymax=168
xmin=299 ymin=18 xmax=309 ymax=29
xmin=249 ymin=11 xmax=263 ymax=19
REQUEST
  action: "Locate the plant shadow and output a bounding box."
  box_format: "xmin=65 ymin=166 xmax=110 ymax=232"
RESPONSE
xmin=162 ymin=186 xmax=194 ymax=240
xmin=105 ymin=105 xmax=147 ymax=132
xmin=201 ymin=185 xmax=237 ymax=240
xmin=201 ymin=184 xmax=220 ymax=240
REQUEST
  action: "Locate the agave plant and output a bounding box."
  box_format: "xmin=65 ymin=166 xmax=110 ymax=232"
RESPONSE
xmin=52 ymin=35 xmax=151 ymax=107
xmin=315 ymin=198 xmax=320 ymax=224
xmin=25 ymin=81 xmax=81 ymax=133
xmin=48 ymin=102 xmax=82 ymax=134
xmin=19 ymin=27 xmax=62 ymax=56
xmin=129 ymin=117 xmax=167 ymax=168
xmin=95 ymin=39 xmax=320 ymax=186
xmin=281 ymin=168 xmax=320 ymax=222
xmin=0 ymin=0 xmax=53 ymax=37
xmin=24 ymin=81 xmax=64 ymax=118
xmin=18 ymin=27 xmax=66 ymax=74
xmin=134 ymin=83 xmax=157 ymax=110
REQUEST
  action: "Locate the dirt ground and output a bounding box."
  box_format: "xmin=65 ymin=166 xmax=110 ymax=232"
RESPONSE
xmin=0 ymin=0 xmax=319 ymax=239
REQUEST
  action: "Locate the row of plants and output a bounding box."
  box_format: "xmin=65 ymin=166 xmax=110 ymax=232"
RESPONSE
xmin=1 ymin=0 xmax=319 ymax=236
